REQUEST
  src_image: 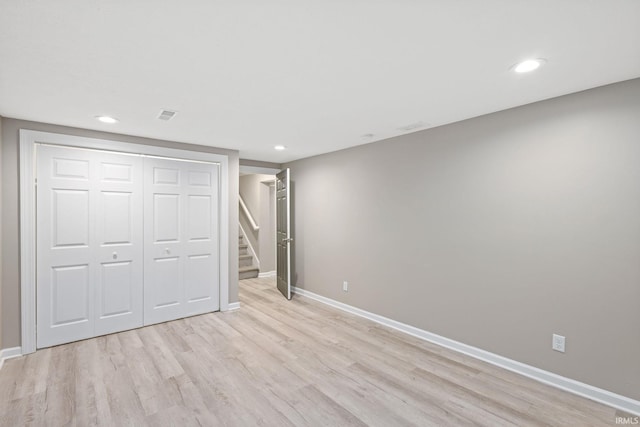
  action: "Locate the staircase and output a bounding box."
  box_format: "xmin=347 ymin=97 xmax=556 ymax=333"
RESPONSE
xmin=239 ymin=234 xmax=259 ymax=279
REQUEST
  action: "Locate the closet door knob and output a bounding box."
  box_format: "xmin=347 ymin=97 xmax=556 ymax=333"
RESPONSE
xmin=112 ymin=252 xmax=118 ymax=260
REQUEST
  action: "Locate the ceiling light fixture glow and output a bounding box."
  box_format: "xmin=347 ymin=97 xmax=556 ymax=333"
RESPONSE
xmin=96 ymin=115 xmax=118 ymax=124
xmin=513 ymin=59 xmax=546 ymax=73
xmin=274 ymin=145 xmax=286 ymax=151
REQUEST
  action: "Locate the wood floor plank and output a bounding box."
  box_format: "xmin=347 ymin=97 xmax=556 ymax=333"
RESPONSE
xmin=0 ymin=277 xmax=626 ymax=426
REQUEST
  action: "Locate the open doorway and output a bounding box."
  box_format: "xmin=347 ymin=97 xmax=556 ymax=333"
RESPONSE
xmin=238 ymin=165 xmax=279 ymax=281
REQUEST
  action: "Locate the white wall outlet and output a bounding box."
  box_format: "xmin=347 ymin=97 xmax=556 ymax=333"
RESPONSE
xmin=552 ymin=334 xmax=566 ymax=353
xmin=343 ymin=281 xmax=348 ymax=292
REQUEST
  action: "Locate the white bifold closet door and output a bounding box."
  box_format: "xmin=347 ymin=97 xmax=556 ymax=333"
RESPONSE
xmin=143 ymin=157 xmax=220 ymax=325
xmin=37 ymin=145 xmax=220 ymax=349
xmin=37 ymin=145 xmax=144 ymax=348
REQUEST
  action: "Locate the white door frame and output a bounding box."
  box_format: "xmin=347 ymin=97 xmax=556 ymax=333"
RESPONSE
xmin=20 ymin=129 xmax=230 ymax=354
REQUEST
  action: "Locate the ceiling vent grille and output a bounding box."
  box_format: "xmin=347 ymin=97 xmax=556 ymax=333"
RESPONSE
xmin=158 ymin=109 xmax=177 ymax=121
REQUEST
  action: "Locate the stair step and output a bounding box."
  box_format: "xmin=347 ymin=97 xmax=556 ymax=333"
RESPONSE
xmin=239 ymin=265 xmax=259 ymax=280
xmin=239 ymin=254 xmax=253 ymax=267
xmin=239 ymin=243 xmax=249 ymax=256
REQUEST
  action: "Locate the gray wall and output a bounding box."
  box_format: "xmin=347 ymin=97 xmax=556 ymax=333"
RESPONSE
xmin=1 ymin=118 xmax=240 ymax=349
xmin=240 ymin=174 xmax=273 ymax=223
xmin=285 ymin=78 xmax=640 ymax=400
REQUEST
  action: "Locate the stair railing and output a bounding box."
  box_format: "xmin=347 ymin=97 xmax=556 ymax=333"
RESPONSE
xmin=239 ymin=195 xmax=259 ymax=231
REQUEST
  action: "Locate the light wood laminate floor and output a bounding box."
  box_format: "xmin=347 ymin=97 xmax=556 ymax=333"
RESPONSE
xmin=0 ymin=277 xmax=630 ymax=426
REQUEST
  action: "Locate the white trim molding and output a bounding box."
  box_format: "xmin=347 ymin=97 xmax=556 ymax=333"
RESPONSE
xmin=0 ymin=347 xmax=22 ymax=370
xmin=292 ymin=286 xmax=640 ymax=416
xmin=19 ymin=136 xmax=37 ymax=354
xmin=258 ymin=270 xmax=276 ymax=278
xmin=227 ymin=302 xmax=241 ymax=311
xmin=19 ymin=129 xmax=231 ymax=354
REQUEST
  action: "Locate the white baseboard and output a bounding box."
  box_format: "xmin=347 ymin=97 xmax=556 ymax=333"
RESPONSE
xmin=0 ymin=347 xmax=23 ymax=370
xmin=227 ymin=302 xmax=241 ymax=311
xmin=258 ymin=270 xmax=276 ymax=278
xmin=292 ymin=286 xmax=640 ymax=416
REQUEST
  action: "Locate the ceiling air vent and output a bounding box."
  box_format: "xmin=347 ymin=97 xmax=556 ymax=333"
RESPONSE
xmin=158 ymin=109 xmax=177 ymax=121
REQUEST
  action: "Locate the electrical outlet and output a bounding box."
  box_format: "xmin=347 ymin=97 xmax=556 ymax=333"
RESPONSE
xmin=343 ymin=281 xmax=348 ymax=292
xmin=552 ymin=334 xmax=566 ymax=353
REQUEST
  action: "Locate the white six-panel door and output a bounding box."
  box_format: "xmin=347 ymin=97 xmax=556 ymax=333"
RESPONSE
xmin=37 ymin=145 xmax=143 ymax=348
xmin=143 ymin=157 xmax=220 ymax=325
xmin=37 ymin=145 xmax=220 ymax=348
xmin=95 ymin=151 xmax=144 ymax=337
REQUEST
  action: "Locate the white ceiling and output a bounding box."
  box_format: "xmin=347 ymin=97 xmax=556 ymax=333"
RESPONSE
xmin=1 ymin=1 xmax=639 ymax=163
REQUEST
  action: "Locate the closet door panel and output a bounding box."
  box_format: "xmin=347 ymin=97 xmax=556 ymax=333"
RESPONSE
xmin=37 ymin=146 xmax=144 ymax=348
xmin=183 ymin=162 xmax=219 ymax=315
xmin=144 ymin=158 xmax=185 ymax=325
xmin=94 ymin=152 xmax=143 ymax=336
xmin=144 ymin=158 xmax=219 ymax=325
xmin=37 ymin=146 xmax=95 ymax=348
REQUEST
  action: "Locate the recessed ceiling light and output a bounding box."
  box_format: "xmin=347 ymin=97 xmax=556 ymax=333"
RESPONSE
xmin=513 ymin=59 xmax=546 ymax=73
xmin=96 ymin=115 xmax=118 ymax=124
xmin=274 ymin=145 xmax=286 ymax=151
